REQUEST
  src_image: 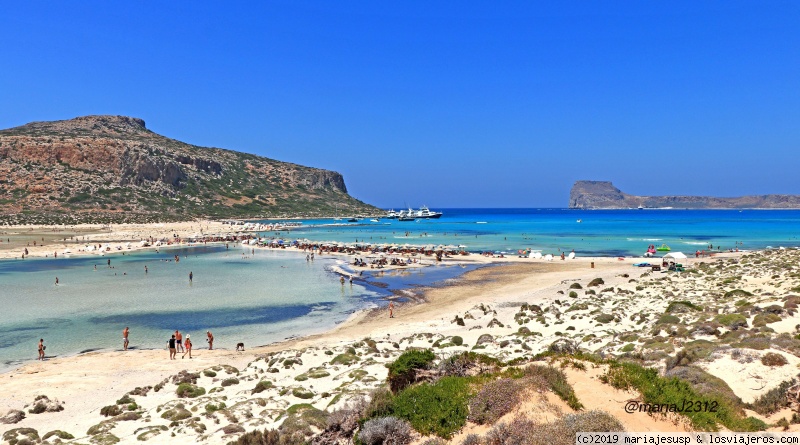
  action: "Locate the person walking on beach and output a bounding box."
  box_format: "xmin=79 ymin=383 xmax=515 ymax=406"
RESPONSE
xmin=182 ymin=334 xmax=193 ymax=359
xmin=206 ymin=331 xmax=214 ymax=350
xmin=123 ymin=327 xmax=129 ymax=351
xmin=389 ymin=302 xmax=395 ymax=318
xmin=175 ymin=330 xmax=184 ymax=353
xmin=167 ymin=335 xmax=177 ymax=360
xmin=55 ymin=277 xmax=59 ymax=285
xmin=189 ymin=271 xmax=193 ymax=283
xmin=144 ymin=265 xmax=148 ymax=274
xmin=38 ymin=338 xmax=45 ymax=360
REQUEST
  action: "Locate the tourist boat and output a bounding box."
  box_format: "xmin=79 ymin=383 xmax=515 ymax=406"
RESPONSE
xmin=347 ymin=217 xmax=358 ymax=222
xmin=638 ymin=205 xmax=644 ymax=210
xmin=398 ymin=215 xmax=416 ymax=221
xmin=385 ymin=210 xmax=399 ymax=219
xmin=412 ymin=206 xmax=442 ymax=219
xmin=656 ymin=244 xmax=671 ymax=252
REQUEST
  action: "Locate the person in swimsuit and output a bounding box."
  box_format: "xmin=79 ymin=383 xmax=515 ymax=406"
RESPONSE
xmin=168 ymin=335 xmax=176 ymax=360
xmin=206 ymin=331 xmax=214 ymax=350
xmin=123 ymin=327 xmax=129 ymax=351
xmin=189 ymin=271 xmax=193 ymax=283
xmin=175 ymin=330 xmax=183 ymax=353
xmin=389 ymin=302 xmax=395 ymax=318
xmin=38 ymin=338 xmax=45 ymax=360
xmin=182 ymin=334 xmax=192 ymax=359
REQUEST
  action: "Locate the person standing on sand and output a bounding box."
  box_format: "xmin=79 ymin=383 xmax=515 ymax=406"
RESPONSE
xmin=123 ymin=327 xmax=129 ymax=350
xmin=183 ymin=334 xmax=193 ymax=359
xmin=167 ymin=335 xmax=176 ymax=360
xmin=206 ymin=331 xmax=214 ymax=350
xmin=145 ymin=265 xmax=148 ymax=274
xmin=175 ymin=330 xmax=184 ymax=353
xmin=189 ymin=271 xmax=193 ymax=283
xmin=55 ymin=277 xmax=59 ymax=285
xmin=38 ymin=338 xmax=45 ymax=360
xmin=389 ymin=302 xmax=395 ymax=318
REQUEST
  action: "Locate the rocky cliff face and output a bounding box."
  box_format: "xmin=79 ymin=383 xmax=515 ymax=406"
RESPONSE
xmin=569 ymin=181 xmax=800 ymax=209
xmin=0 ymin=115 xmax=378 ymax=224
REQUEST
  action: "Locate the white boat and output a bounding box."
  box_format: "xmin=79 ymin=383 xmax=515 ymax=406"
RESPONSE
xmin=385 ymin=210 xmax=399 ymax=219
xmin=412 ymin=206 xmax=442 ymax=219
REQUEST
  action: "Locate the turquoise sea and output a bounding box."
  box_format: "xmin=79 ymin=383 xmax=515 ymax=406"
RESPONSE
xmin=264 ymin=208 xmax=800 ymax=257
xmin=2 ymin=208 xmax=799 ymax=370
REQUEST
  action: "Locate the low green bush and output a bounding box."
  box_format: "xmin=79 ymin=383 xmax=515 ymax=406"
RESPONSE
xmin=390 ymin=376 xmax=471 ymax=438
xmin=387 ymin=349 xmax=435 ymax=393
xmin=175 ymin=383 xmax=206 ymax=398
xmin=601 ymin=361 xmax=763 ymax=431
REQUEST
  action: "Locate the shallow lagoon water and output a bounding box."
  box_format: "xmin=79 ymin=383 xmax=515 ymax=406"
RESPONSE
xmin=0 ymin=245 xmax=472 ymax=371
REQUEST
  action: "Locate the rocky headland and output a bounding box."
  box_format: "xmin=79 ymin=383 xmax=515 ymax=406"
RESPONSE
xmin=0 ymin=115 xmax=379 ymax=224
xmin=569 ymin=181 xmax=800 ymax=209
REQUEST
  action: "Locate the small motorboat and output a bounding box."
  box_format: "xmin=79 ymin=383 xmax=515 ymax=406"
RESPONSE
xmin=656 ymin=244 xmax=671 ymax=252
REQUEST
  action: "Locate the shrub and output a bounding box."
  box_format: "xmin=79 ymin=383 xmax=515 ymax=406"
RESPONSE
xmin=204 ymin=370 xmax=217 ymax=377
xmin=568 ymin=291 xmax=578 ymax=298
xmin=292 ymin=388 xmax=315 ymax=399
xmin=657 ymin=314 xmax=680 ymax=325
xmin=595 ymin=314 xmax=615 ymax=324
xmin=451 ymin=336 xmax=464 ymax=346
xmin=364 ymin=388 xmax=395 ymax=419
xmin=100 ymin=404 xmax=122 ymax=417
xmin=714 ymin=314 xmax=748 ymax=330
xmin=231 ymin=429 xmax=282 ymax=445
xmin=724 ymin=289 xmax=753 ymax=298
xmin=460 ymin=434 xmax=482 ymax=445
xmin=391 ymin=376 xmax=471 ymax=438
xmin=222 ymin=377 xmax=240 ymax=387
xmin=524 ymin=365 xmax=583 ymax=410
xmin=601 ymin=361 xmax=761 ymax=431
xmin=749 ymin=379 xmax=795 ymax=415
xmin=42 ymin=430 xmax=75 ymax=441
xmin=761 ymin=352 xmax=788 ymax=367
xmin=387 ymin=349 xmax=435 ymax=393
xmin=252 ymin=380 xmax=273 ymax=395
xmin=666 ymin=301 xmax=703 ymax=313
xmin=331 ymin=352 xmax=360 ymax=366
xmin=569 ymin=282 xmax=582 ymax=289
xmin=468 ymin=378 xmax=521 ymax=424
xmin=358 ymin=416 xmax=413 ymax=445
xmin=588 ymin=278 xmax=605 ymax=287
xmin=476 ymin=334 xmax=494 ymax=346
xmin=176 ymin=383 xmax=206 ymax=398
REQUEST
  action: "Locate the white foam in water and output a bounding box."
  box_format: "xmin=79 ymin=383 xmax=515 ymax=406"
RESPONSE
xmin=0 ymin=247 xmax=380 ymax=371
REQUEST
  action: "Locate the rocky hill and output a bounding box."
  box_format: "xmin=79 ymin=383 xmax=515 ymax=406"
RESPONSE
xmin=0 ymin=115 xmax=380 ymax=224
xmin=569 ymin=180 xmax=800 ymax=209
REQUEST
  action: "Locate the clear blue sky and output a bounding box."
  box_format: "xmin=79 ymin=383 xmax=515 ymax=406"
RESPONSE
xmin=1 ymin=2 xmax=798 ymax=207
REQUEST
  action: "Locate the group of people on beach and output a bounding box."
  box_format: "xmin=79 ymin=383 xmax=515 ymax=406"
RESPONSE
xmin=165 ymin=329 xmax=213 ymax=360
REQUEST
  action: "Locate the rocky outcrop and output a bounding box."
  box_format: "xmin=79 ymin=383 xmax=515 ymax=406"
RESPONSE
xmin=0 ymin=115 xmax=378 ymax=223
xmin=569 ymin=180 xmax=800 ymax=209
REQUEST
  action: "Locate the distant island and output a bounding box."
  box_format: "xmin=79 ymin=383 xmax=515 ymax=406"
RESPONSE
xmin=569 ymin=180 xmax=800 ymax=209
xmin=0 ymin=115 xmax=379 ymax=224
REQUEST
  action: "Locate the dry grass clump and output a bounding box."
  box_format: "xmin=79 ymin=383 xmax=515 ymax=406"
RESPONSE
xmin=749 ymin=380 xmax=794 ymax=415
xmin=523 ymin=365 xmax=583 ymax=410
xmin=358 ymin=416 xmax=414 ymax=445
xmin=483 ymin=411 xmax=624 ymax=445
xmin=468 ymin=378 xmax=521 ymax=425
xmin=761 ymin=352 xmax=788 ymax=367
